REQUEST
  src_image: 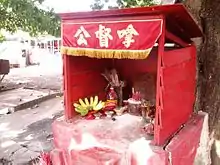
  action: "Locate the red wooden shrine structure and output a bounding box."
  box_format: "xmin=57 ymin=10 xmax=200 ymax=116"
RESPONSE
xmin=51 ymin=4 xmax=206 ymax=165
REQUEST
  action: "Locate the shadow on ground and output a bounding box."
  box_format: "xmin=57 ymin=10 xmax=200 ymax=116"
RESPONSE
xmin=14 ymin=111 xmax=63 ymax=151
xmin=0 ymin=112 xmax=63 ymax=165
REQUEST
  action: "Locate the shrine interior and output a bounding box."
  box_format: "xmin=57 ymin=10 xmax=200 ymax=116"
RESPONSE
xmin=65 ymin=43 xmax=179 ymax=112
xmin=67 ymin=48 xmax=159 ymax=111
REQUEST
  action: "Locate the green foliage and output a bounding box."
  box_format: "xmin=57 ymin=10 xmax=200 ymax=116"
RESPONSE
xmin=116 ymin=0 xmax=155 ymax=8
xmin=91 ymin=0 xmax=155 ymax=10
xmin=90 ymin=0 xmax=108 ymax=10
xmin=0 ymin=33 xmax=5 ymax=42
xmin=0 ymin=0 xmax=60 ymax=37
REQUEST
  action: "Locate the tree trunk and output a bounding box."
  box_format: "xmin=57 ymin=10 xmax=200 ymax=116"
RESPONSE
xmin=185 ymin=0 xmax=220 ymax=164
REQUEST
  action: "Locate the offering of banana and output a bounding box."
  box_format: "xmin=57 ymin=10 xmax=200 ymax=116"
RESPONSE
xmin=73 ymin=96 xmax=105 ymax=116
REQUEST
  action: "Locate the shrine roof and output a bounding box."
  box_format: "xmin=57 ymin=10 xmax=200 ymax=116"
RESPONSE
xmin=59 ymin=4 xmax=203 ymax=42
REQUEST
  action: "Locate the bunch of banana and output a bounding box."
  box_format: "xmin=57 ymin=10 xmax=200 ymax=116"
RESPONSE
xmin=74 ymin=96 xmax=105 ymax=116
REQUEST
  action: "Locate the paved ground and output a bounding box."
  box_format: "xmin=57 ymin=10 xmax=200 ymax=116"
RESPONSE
xmin=0 ymin=53 xmax=64 ymax=164
xmin=1 ymin=53 xmax=62 ymax=91
xmin=0 ymin=88 xmax=61 ymax=114
xmin=0 ymin=97 xmax=63 ymax=164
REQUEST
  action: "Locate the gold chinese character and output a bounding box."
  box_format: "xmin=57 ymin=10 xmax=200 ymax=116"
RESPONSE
xmin=95 ymin=25 xmax=113 ymax=48
xmin=117 ymin=24 xmax=139 ymax=48
xmin=74 ymin=26 xmax=91 ymax=46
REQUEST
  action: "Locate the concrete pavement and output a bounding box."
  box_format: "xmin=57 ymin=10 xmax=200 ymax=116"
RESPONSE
xmin=0 ymin=96 xmax=63 ymax=164
xmin=0 ymin=88 xmax=62 ymax=115
xmin=0 ymin=54 xmax=64 ymax=164
xmin=1 ymin=53 xmax=62 ymax=91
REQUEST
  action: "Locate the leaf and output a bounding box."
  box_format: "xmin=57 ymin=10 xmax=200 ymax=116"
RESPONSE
xmin=0 ymin=0 xmax=60 ymax=36
xmin=90 ymin=0 xmax=155 ymax=10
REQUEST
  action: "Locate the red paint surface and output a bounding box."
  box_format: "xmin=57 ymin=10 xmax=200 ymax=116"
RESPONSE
xmin=165 ymin=113 xmax=205 ymax=165
xmin=51 ymin=113 xmax=205 ymax=165
xmin=51 ymin=114 xmax=168 ymax=165
xmin=63 ymin=54 xmax=73 ymax=120
xmin=156 ymin=45 xmax=197 ymax=145
xmin=130 ymin=146 xmax=169 ymax=165
xmin=154 ymin=18 xmax=166 ymax=146
xmin=115 ymin=49 xmax=158 ymax=76
xmin=70 ymin=147 xmax=122 ymax=165
xmin=51 ymin=149 xmax=64 ymax=165
xmin=63 ymin=57 xmax=112 ymax=118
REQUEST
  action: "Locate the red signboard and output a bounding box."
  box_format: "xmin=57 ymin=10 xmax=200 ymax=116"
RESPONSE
xmin=62 ymin=19 xmax=162 ymax=59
